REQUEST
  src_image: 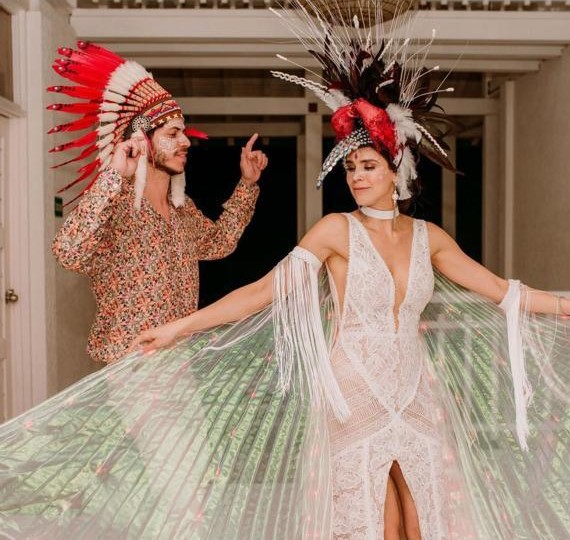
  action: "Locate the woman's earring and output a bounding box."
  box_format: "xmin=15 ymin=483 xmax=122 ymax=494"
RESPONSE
xmin=392 ymin=183 xmax=399 ymax=230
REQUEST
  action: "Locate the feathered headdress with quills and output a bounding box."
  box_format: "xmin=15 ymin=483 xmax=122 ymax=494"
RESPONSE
xmin=48 ymin=41 xmax=207 ymax=209
xmin=270 ymin=0 xmax=457 ymax=200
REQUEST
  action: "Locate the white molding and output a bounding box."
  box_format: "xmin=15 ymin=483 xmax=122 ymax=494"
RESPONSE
xmin=25 ymin=9 xmax=49 ymax=410
xmin=5 ymin=9 xmax=34 ymax=417
xmin=301 ymin=114 xmax=322 ymax=234
xmin=5 ymin=7 xmax=51 ymax=416
xmin=0 ymin=0 xmax=26 ymax=14
xmin=71 ymin=9 xmax=570 ymax=43
xmin=0 ymin=96 xmax=24 ymax=119
xmin=71 ymin=0 xmax=570 ymax=7
xmin=104 ymin=42 xmax=565 ymax=61
xmin=502 ymin=81 xmax=516 ymax=278
xmin=175 ymin=97 xmax=498 ymax=116
xmin=137 ymin=55 xmax=541 ymax=73
xmin=482 ymin=112 xmax=501 ymax=274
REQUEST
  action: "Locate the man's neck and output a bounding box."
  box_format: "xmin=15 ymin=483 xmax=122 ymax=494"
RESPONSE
xmin=144 ymin=166 xmax=171 ymax=219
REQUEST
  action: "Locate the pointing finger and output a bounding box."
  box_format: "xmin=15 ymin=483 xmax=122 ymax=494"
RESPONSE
xmin=244 ymin=133 xmax=259 ymax=153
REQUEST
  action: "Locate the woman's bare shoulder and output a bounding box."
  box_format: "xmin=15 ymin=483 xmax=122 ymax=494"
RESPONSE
xmin=423 ymin=220 xmax=457 ymax=255
xmin=299 ymin=213 xmax=349 ymax=261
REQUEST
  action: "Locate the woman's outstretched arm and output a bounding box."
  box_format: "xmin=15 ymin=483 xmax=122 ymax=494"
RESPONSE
xmin=130 ymin=213 xmax=346 ymax=352
xmin=428 ymin=222 xmax=570 ymax=315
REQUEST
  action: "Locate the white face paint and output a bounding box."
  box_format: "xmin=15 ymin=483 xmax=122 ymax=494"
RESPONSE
xmin=155 ymin=118 xmax=189 ymax=153
xmin=157 ymin=135 xmax=177 ymax=152
xmin=152 ymin=118 xmax=190 ymax=175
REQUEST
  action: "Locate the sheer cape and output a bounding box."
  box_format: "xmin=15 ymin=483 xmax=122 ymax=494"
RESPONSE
xmin=0 ymin=249 xmax=568 ymax=539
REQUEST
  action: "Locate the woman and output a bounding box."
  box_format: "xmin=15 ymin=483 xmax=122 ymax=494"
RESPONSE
xmin=132 ymin=142 xmax=569 ymax=539
xmin=131 ymin=2 xmax=570 ymax=537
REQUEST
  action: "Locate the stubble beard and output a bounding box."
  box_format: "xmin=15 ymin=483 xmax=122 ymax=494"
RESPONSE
xmin=153 ymin=148 xmax=185 ymax=176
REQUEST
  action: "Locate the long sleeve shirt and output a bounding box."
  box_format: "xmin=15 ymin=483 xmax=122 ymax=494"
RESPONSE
xmin=53 ymin=168 xmax=259 ymax=363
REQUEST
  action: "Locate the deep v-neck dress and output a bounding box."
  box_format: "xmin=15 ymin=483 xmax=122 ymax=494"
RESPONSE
xmin=327 ymin=213 xmax=446 ymax=539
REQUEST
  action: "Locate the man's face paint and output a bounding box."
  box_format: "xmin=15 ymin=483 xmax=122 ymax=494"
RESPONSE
xmin=151 ymin=119 xmax=190 ymax=175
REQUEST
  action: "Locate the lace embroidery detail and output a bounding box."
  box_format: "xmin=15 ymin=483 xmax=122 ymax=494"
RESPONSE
xmin=329 ymin=215 xmax=450 ymax=539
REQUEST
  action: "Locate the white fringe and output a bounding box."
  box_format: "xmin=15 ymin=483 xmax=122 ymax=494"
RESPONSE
xmin=133 ymin=153 xmax=147 ymax=211
xmin=170 ymin=173 xmax=186 ymax=208
xmin=273 ymin=247 xmax=350 ymax=422
xmin=499 ymin=279 xmax=533 ymax=451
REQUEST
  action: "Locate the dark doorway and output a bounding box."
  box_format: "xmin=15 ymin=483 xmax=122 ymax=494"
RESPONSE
xmin=456 ymin=138 xmax=483 ymax=262
xmin=186 ymin=136 xmax=297 ymax=307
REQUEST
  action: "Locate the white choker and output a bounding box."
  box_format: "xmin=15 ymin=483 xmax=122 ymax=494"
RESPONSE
xmin=360 ymin=206 xmax=399 ymax=220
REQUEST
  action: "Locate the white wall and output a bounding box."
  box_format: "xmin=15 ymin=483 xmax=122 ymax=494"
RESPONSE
xmin=39 ymin=2 xmax=100 ymax=391
xmin=15 ymin=0 xmax=98 ymax=399
xmin=514 ymin=46 xmax=570 ymax=289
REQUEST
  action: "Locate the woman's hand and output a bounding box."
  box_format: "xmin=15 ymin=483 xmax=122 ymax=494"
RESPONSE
xmin=240 ymin=133 xmax=268 ymax=185
xmin=108 ymin=130 xmax=147 ymax=178
xmin=130 ymin=318 xmax=191 ymax=354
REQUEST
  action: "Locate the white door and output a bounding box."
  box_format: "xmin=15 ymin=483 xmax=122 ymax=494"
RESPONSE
xmin=0 ymin=116 xmax=9 ymax=422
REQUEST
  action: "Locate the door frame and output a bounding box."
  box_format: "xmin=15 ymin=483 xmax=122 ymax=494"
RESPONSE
xmin=0 ymin=0 xmax=50 ymax=418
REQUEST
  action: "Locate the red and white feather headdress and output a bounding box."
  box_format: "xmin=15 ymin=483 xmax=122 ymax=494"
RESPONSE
xmin=48 ymin=41 xmax=206 ymax=208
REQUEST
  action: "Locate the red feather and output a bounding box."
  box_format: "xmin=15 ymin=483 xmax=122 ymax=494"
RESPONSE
xmin=47 ymin=85 xmax=103 ymax=100
xmin=64 ymin=174 xmax=100 ymax=208
xmin=49 ymin=131 xmax=98 ymax=153
xmin=47 ymin=102 xmax=101 ymax=115
xmin=52 ymin=63 xmax=109 ymax=89
xmin=52 ymin=144 xmax=98 ymax=169
xmin=184 ymin=127 xmax=208 ymax=140
xmin=48 ymin=115 xmax=98 ymax=134
xmin=58 ymin=47 xmax=122 ymax=72
xmin=331 ymin=104 xmax=358 ymax=140
xmin=353 ymin=99 xmax=397 ymax=157
xmin=77 ymin=41 xmax=125 ymax=64
xmin=57 ymin=161 xmax=100 ymax=193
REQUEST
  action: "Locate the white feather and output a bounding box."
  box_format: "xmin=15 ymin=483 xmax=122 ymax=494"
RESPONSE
xmin=99 ymin=155 xmax=112 ymax=171
xmin=98 ymin=143 xmax=114 ymax=164
xmin=96 ymin=133 xmax=114 ymax=149
xmin=97 ymin=123 xmax=116 ymax=137
xmin=387 ymin=104 xmax=421 ymax=145
xmin=98 ymin=112 xmax=119 ymax=122
xmin=103 ymin=90 xmax=126 ymax=104
xmin=396 ymin=146 xmax=416 ymax=200
xmin=170 ymin=173 xmax=186 ymax=208
xmin=133 ymin=153 xmax=147 ymax=211
xmin=100 ymin=101 xmax=121 ymax=113
xmin=322 ymin=89 xmax=351 ymax=112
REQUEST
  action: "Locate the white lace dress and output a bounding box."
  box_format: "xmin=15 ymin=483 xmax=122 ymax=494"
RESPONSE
xmin=328 ymin=214 xmax=447 ymax=539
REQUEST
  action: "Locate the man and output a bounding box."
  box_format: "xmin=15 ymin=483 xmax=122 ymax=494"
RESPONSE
xmin=51 ymin=42 xmax=267 ymax=363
